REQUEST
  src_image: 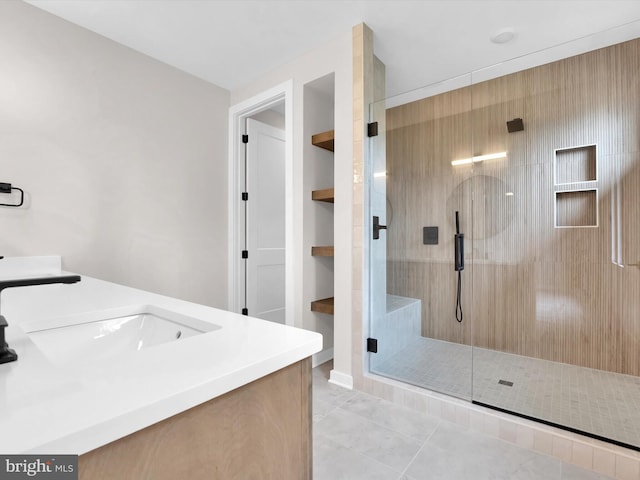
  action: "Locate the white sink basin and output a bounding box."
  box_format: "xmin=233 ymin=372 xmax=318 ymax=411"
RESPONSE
xmin=24 ymin=305 xmax=220 ymax=365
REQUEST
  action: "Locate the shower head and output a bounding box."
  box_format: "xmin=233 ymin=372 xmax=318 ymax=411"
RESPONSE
xmin=507 ymin=118 xmax=524 ymax=133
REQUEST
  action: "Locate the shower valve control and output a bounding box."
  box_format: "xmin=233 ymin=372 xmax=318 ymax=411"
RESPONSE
xmin=372 ymin=216 xmax=387 ymax=240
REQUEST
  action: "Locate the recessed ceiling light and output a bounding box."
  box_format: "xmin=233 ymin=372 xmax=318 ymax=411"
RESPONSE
xmin=490 ymin=28 xmax=516 ymax=44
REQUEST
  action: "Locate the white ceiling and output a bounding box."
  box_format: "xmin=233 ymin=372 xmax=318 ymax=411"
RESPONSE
xmin=26 ymin=0 xmax=640 ymax=98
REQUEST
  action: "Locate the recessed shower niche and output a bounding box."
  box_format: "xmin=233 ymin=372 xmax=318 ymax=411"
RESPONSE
xmin=554 ymin=189 xmax=598 ymax=228
xmin=554 ymin=144 xmax=597 ymax=185
xmin=553 ymin=144 xmax=598 ymax=228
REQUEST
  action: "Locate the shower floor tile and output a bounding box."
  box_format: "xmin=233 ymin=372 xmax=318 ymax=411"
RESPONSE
xmin=371 ymin=337 xmax=640 ymax=449
xmin=370 ymin=337 xmax=472 ymax=399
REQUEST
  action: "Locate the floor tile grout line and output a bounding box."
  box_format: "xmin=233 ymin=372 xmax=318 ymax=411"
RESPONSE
xmin=337 ymin=390 xmax=446 ymax=441
xmin=333 ymin=390 xmax=358 ymax=410
xmin=315 ymin=403 xmax=431 ymax=473
xmin=315 ymin=432 xmax=406 ymax=478
xmin=313 ymin=394 xmax=358 ymax=422
xmin=331 ymin=403 xmax=433 ymax=445
xmin=341 ymin=404 xmax=441 ymax=443
xmin=397 ymin=420 xmax=442 ymax=479
xmin=313 ymin=390 xmax=355 ymax=416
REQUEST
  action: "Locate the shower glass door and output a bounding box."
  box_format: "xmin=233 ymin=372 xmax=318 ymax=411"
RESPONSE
xmin=367 ymin=35 xmax=640 ymax=450
xmin=469 ymin=39 xmax=640 ymax=450
xmin=367 ymin=74 xmax=475 ymax=400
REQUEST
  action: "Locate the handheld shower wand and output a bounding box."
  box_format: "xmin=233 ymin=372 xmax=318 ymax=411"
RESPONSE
xmin=455 ymin=211 xmax=464 ymax=272
xmin=454 ymin=211 xmax=464 ymax=323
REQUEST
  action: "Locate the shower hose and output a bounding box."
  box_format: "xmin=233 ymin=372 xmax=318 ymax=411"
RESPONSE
xmin=455 ymin=270 xmax=463 ymax=323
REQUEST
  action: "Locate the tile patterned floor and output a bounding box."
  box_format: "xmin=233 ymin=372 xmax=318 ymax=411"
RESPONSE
xmin=474 ymin=348 xmax=640 ymax=449
xmin=370 ymin=337 xmax=472 ymax=399
xmin=369 ymin=337 xmax=640 ymax=448
xmin=313 ymin=361 xmax=616 ymax=480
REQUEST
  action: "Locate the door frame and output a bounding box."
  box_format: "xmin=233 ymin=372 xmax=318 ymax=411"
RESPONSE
xmin=227 ymin=80 xmax=294 ymax=326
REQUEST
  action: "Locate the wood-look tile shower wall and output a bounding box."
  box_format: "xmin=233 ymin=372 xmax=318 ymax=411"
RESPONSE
xmin=385 ymin=38 xmax=640 ymax=375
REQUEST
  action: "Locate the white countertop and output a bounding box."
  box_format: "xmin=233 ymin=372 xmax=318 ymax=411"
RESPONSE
xmin=0 ymin=260 xmax=322 ymax=455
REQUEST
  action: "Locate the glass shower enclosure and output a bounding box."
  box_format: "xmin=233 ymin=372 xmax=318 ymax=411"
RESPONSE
xmin=367 ymin=38 xmax=640 ymax=450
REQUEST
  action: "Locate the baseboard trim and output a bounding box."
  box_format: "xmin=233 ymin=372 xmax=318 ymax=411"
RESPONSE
xmin=328 ymin=369 xmax=353 ymax=390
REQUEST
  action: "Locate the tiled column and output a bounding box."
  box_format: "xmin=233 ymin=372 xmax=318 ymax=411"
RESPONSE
xmin=351 ymin=23 xmax=371 ymax=389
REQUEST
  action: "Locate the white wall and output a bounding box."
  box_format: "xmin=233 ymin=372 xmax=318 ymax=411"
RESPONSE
xmin=231 ymin=31 xmax=353 ymax=378
xmin=0 ymin=1 xmax=230 ymax=307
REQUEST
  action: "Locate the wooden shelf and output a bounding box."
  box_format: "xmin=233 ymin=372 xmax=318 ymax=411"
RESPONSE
xmin=310 ymin=128 xmax=334 ymax=317
xmin=311 ymin=188 xmax=334 ymax=203
xmin=311 ymin=130 xmax=334 ymax=152
xmin=310 ymin=297 xmax=334 ymax=315
xmin=311 ymin=246 xmax=334 ymax=257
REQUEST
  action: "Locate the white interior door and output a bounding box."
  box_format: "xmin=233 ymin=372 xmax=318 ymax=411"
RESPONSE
xmin=246 ymin=118 xmax=286 ymax=323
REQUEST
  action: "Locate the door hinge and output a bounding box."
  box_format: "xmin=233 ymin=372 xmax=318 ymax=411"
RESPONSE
xmin=242 ymin=308 xmax=248 ymax=316
xmin=242 ymin=192 xmax=248 ymax=201
xmin=241 ymin=250 xmax=248 ymax=259
xmin=367 ymin=338 xmax=378 ymax=353
xmin=242 ymin=134 xmax=249 ymax=143
xmin=367 ymin=122 xmax=379 ymax=137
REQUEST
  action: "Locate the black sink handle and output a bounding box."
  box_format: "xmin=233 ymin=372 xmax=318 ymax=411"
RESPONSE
xmin=0 ymin=275 xmax=81 ymax=293
xmin=0 ymin=274 xmax=81 ymax=365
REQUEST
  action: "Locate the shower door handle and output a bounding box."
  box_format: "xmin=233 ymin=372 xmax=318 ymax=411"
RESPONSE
xmin=373 ymin=216 xmax=387 ymax=240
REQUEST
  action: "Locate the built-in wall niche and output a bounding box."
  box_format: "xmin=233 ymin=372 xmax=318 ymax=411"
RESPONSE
xmin=554 ymin=189 xmax=598 ymax=228
xmin=554 ymin=144 xmax=597 ymax=185
xmin=303 ymin=72 xmax=335 ymax=323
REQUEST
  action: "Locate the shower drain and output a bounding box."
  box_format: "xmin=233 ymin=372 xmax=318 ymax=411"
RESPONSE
xmin=498 ymin=379 xmax=514 ymax=387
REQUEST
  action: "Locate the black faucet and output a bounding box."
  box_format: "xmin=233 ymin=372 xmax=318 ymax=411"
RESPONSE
xmin=0 ymin=275 xmax=81 ymax=365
